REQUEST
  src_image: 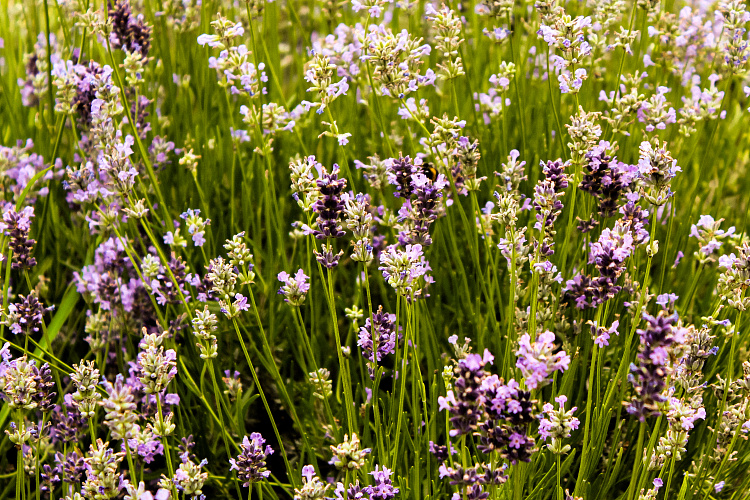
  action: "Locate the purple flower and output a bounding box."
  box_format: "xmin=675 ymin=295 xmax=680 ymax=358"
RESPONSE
xmin=532 ymin=160 xmax=569 ymax=256
xmin=312 ymin=165 xmax=347 ymax=239
xmin=565 ymin=219 xmax=636 ymax=309
xmin=538 ymin=395 xmax=579 ymax=455
xmin=655 ymin=293 xmax=679 ymax=309
xmin=234 ymin=294 xmax=250 ymax=312
xmin=314 ymin=242 xmax=345 ymax=269
xmin=428 ymin=441 xmax=456 ymax=462
xmin=515 ymin=331 xmax=569 ymax=389
xmin=2 ymin=290 xmax=52 ymax=336
xmin=277 ymin=269 xmax=310 ymax=306
xmin=128 ymin=424 xmax=164 ymax=463
xmin=439 ymin=350 xmax=494 ymax=437
xmin=370 ymin=465 xmax=399 ymax=500
xmin=627 ymin=311 xmax=681 ymax=421
xmin=229 ymin=433 xmax=273 ymax=486
xmin=378 ymin=243 xmax=432 ymax=298
xmin=109 ymin=0 xmax=152 ymax=56
xmin=689 ymin=215 xmax=734 ymax=262
xmin=673 ymin=251 xmax=684 ymax=268
xmin=591 ymin=320 xmax=619 ymax=348
xmin=358 ymin=306 xmax=399 ymax=378
xmin=180 ymin=208 xmax=211 ymax=247
xmin=396 ymin=171 xmax=447 ymax=248
xmin=2 ymin=205 xmax=37 ymax=270
xmin=578 ymin=141 xmax=630 ymax=229
xmin=388 ymin=154 xmax=419 ymax=198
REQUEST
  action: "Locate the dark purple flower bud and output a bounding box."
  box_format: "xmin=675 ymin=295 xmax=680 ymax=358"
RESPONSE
xmin=388 ymin=154 xmax=418 ymax=198
xmin=3 ymin=291 xmax=53 ymax=337
xmin=40 ymin=463 xmax=60 ymax=495
xmin=108 ymin=0 xmax=152 ymax=56
xmin=312 ymin=166 xmax=347 ymax=239
xmin=314 ymin=242 xmax=344 ymax=269
xmin=49 ymin=395 xmax=88 ymax=442
xmin=532 ymin=159 xmax=569 ymax=256
xmin=580 ymin=141 xmax=627 ymax=220
xmin=71 ymin=61 xmax=105 ymax=129
xmin=428 ymin=441 xmax=456 ymax=463
xmin=56 ymin=451 xmax=86 ymax=484
xmin=3 ymin=206 xmax=37 ymax=270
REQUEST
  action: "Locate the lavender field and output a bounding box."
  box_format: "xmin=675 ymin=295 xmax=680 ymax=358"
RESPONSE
xmin=1 ymin=0 xmax=750 ymax=499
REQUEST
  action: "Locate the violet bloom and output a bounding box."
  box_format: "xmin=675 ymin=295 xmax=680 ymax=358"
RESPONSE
xmin=564 ymin=220 xmax=635 ymax=309
xmin=478 ymin=376 xmax=535 ymax=464
xmin=2 ymin=205 xmax=37 ymax=270
xmin=49 ymin=395 xmax=88 ymax=443
xmin=369 ymin=465 xmax=400 ymax=500
xmin=108 ymin=0 xmax=152 ymax=56
xmin=180 ymin=209 xmax=211 ymax=247
xmin=591 ymin=320 xmax=619 ymax=348
xmin=627 ymin=310 xmax=682 ymax=421
xmin=0 ymin=140 xmax=60 ymax=200
xmin=588 ymin=223 xmax=634 ymax=298
xmin=637 ymin=87 xmax=676 ymax=132
xmin=128 ymin=424 xmax=164 ymax=464
xmin=438 ymin=350 xmax=494 ymax=436
xmin=294 ymin=464 xmax=329 ymax=500
xmin=312 ymin=165 xmax=347 ymax=239
xmin=689 ymin=215 xmax=734 ymax=263
xmin=388 ymin=154 xmax=418 ymax=198
xmin=100 ymin=374 xmax=137 ymax=440
xmin=539 ymin=395 xmax=579 ymax=454
xmin=55 ymin=450 xmax=86 ymax=485
xmin=619 ymin=201 xmax=650 ymax=246
xmin=135 ymin=332 xmax=177 ymax=394
xmin=0 ymin=353 xmax=56 ymax=411
xmin=2 ymin=290 xmax=51 ymax=336
xmin=428 ymin=441 xmax=456 ymax=462
xmin=655 ymin=293 xmax=678 ymax=311
xmin=397 ymin=172 xmax=448 ymax=248
xmin=277 ymin=269 xmax=310 ymax=306
xmin=532 ymin=159 xmax=568 ymax=256
xmin=230 ymin=433 xmax=273 ymax=486
xmin=578 ymin=141 xmax=630 ymax=231
xmin=358 ymin=306 xmax=399 ymax=378
xmin=515 ymin=331 xmax=569 ymax=389
xmin=637 ymin=139 xmax=681 ymax=206
xmin=378 ymin=243 xmax=432 ymax=298
xmin=673 ymin=251 xmax=684 ymax=268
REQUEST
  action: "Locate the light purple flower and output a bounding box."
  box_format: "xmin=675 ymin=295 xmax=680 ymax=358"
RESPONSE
xmin=516 ymin=331 xmax=570 ymax=389
xmin=277 ymin=269 xmax=310 ymax=306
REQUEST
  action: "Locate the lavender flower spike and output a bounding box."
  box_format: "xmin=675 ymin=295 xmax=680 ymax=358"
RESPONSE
xmin=230 ymin=433 xmax=274 ymax=486
xmin=516 ymin=331 xmax=570 ymax=389
xmin=278 ymin=269 xmax=311 ymax=306
xmin=378 ymin=243 xmax=432 ymax=298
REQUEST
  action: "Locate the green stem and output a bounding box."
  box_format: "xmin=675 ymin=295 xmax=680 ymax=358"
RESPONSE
xmin=157 ymin=398 xmax=179 ymax=500
xmin=230 ymin=317 xmax=296 ymax=482
xmin=627 ymin=422 xmax=646 ymax=500
xmin=246 ymin=289 xmax=316 ymax=480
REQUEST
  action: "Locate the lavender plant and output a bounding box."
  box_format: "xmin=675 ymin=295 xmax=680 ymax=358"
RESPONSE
xmin=2 ymin=0 xmax=750 ymax=499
